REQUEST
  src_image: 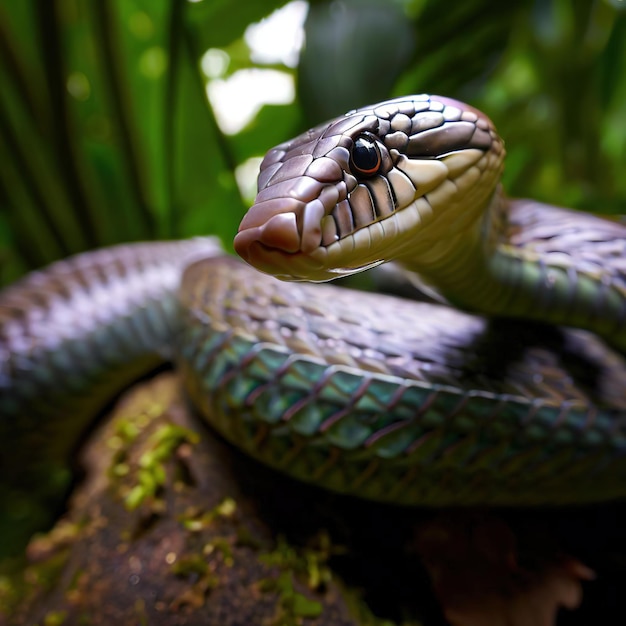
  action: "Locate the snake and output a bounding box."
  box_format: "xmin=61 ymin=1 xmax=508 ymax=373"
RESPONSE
xmin=2 ymin=94 xmax=626 ymax=510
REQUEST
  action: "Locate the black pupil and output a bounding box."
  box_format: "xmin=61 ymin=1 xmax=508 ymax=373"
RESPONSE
xmin=352 ymin=137 xmax=379 ymax=173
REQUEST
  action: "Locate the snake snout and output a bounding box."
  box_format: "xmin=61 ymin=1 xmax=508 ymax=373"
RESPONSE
xmin=234 ymin=179 xmax=344 ymax=281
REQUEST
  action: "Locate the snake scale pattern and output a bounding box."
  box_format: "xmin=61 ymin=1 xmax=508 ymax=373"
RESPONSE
xmin=1 ymin=95 xmax=626 ymax=507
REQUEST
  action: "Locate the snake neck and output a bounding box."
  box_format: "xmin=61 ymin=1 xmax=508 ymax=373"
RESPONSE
xmin=398 ymin=190 xmax=626 ymax=350
xmin=397 ymin=188 xmax=505 ymax=306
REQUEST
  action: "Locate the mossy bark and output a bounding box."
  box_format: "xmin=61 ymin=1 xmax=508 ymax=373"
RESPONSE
xmin=2 ymin=373 xmax=625 ymax=626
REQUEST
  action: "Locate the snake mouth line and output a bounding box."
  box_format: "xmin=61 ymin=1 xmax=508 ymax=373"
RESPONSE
xmin=235 ymin=237 xmax=326 ymax=281
xmin=236 ymin=227 xmax=393 ymax=282
xmin=234 ymin=165 xmax=473 ymax=283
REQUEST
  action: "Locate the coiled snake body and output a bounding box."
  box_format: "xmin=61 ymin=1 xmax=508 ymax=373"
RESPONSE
xmin=2 ymin=95 xmax=626 ymax=507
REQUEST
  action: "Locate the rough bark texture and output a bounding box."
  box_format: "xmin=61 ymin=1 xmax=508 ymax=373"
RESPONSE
xmin=2 ymin=372 xmax=625 ymax=626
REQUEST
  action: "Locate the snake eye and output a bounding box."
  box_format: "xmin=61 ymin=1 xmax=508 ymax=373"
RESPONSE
xmin=350 ymin=135 xmax=382 ymax=177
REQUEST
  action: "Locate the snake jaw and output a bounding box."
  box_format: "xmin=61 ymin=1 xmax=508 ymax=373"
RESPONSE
xmin=236 ymin=94 xmax=505 ymax=282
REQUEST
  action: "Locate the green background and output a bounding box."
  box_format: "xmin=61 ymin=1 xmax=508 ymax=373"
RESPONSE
xmin=1 ymin=0 xmax=624 ymax=287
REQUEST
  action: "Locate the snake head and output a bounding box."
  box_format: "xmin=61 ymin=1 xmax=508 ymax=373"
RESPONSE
xmin=234 ymin=94 xmax=505 ymax=282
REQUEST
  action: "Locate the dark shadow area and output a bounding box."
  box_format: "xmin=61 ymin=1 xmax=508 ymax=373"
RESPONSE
xmin=225 ymin=426 xmax=626 ymax=625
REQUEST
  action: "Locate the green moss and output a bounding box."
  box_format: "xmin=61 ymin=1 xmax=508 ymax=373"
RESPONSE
xmin=116 ymin=422 xmax=200 ymax=511
xmin=260 ymin=571 xmax=323 ymax=625
xmin=256 ymin=533 xmax=348 ymax=625
xmin=139 ymin=424 xmax=200 ymax=467
xmin=169 ymin=553 xmax=220 ymax=611
xmin=0 ymin=549 xmax=70 ymax=622
xmin=171 ymin=553 xmax=208 ymax=577
xmin=179 ymin=497 xmax=238 ymax=532
xmin=260 ymin=533 xmax=336 ymax=591
xmin=43 ymin=610 xmax=68 ymax=626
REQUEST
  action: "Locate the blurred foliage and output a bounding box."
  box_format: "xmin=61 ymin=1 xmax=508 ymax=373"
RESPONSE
xmin=0 ymin=0 xmax=624 ymax=287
